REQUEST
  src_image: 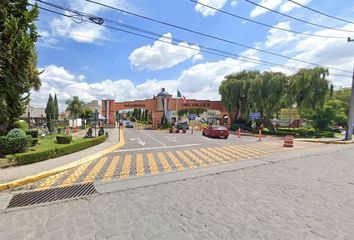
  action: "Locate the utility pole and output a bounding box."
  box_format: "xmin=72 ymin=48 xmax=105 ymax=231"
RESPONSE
xmin=345 ymin=38 xmax=354 ymax=140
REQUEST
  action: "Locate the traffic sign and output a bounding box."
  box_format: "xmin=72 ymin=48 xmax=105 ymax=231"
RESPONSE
xmin=189 ymin=114 xmax=196 ymax=120
xmin=249 ymin=112 xmax=261 ymax=120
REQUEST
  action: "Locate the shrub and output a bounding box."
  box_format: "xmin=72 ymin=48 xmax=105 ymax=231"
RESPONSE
xmin=31 ymin=138 xmax=38 ymax=146
xmin=26 ymin=129 xmax=39 ymax=138
xmin=0 ymin=136 xmax=28 ymax=156
xmin=56 ymin=135 xmax=73 ymax=144
xmin=12 ymin=135 xmax=107 ymax=165
xmin=7 ymin=128 xmax=26 ymax=138
xmin=13 ymin=120 xmax=29 ymax=131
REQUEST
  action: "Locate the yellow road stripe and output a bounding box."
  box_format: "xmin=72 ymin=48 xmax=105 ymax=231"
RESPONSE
xmin=37 ymin=170 xmax=71 ymax=189
xmin=228 ymin=146 xmax=265 ymax=158
xmin=61 ymin=161 xmax=93 ymax=186
xmin=216 ymin=147 xmax=242 ymax=160
xmin=198 ymin=148 xmax=224 ymax=163
xmin=191 ymin=149 xmax=216 ymax=165
xmin=147 ymin=153 xmax=160 ymax=174
xmin=120 ymin=155 xmax=132 ymax=178
xmin=222 ymin=146 xmax=252 ymax=159
xmin=157 ymin=152 xmax=172 ymax=172
xmin=136 ymin=153 xmax=145 ymax=176
xmin=103 ymin=156 xmax=120 ymax=180
xmin=82 ymin=157 xmax=108 ymax=183
xmin=165 ymin=151 xmax=184 ymax=171
xmin=207 ymin=148 xmax=231 ymax=161
xmin=241 ymin=145 xmax=277 ymax=154
xmin=175 ymin=150 xmax=197 ymax=168
xmin=183 ymin=150 xmax=208 ymax=167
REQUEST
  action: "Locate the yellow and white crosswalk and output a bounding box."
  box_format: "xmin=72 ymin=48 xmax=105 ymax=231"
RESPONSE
xmin=27 ymin=141 xmax=320 ymax=190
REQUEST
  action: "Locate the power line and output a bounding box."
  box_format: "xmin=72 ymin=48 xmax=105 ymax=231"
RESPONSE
xmin=33 ymin=4 xmax=279 ymax=69
xmin=81 ymin=0 xmax=352 ymax=74
xmin=35 ymin=9 xmax=352 ymax=79
xmin=34 ymin=1 xmax=354 ymax=77
xmin=190 ymin=0 xmax=348 ymax=39
xmin=288 ymin=0 xmax=354 ymax=25
xmin=245 ymin=0 xmax=354 ymax=33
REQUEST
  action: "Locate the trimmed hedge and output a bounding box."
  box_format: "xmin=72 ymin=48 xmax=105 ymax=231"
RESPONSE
xmin=26 ymin=129 xmax=39 ymax=138
xmin=11 ymin=134 xmax=107 ymax=165
xmin=56 ymin=135 xmax=73 ymax=144
xmin=13 ymin=120 xmax=29 ymax=131
xmin=7 ymin=128 xmax=27 ymax=138
xmin=261 ymin=129 xmax=335 ymax=138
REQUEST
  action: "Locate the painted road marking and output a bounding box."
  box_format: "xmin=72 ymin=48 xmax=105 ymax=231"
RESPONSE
xmin=130 ymin=138 xmax=146 ymax=146
xmin=113 ymin=144 xmax=200 ymax=153
xmin=120 ymin=155 xmax=132 ymax=179
xmin=183 ymin=150 xmax=208 ymax=167
xmin=136 ymin=153 xmax=145 ymax=176
xmin=222 ymin=146 xmax=250 ymax=159
xmin=141 ymin=130 xmax=167 ymax=146
xmin=156 ymin=152 xmax=172 ymax=172
xmin=164 ymin=136 xmax=177 ymax=143
xmin=175 ymin=150 xmax=197 ymax=169
xmin=82 ymin=157 xmax=108 ymax=183
xmin=61 ymin=160 xmax=95 ymax=186
xmin=191 ymin=149 xmax=216 ymax=165
xmin=103 ymin=156 xmax=120 ymax=180
xmin=165 ymin=151 xmax=185 ymax=171
xmin=198 ymin=148 xmax=224 ymax=163
xmin=147 ymin=153 xmax=160 ymax=174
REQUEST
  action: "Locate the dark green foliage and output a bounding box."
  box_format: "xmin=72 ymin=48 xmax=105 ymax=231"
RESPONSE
xmin=0 ymin=1 xmax=40 ymax=129
xmin=56 ymin=135 xmax=73 ymax=144
xmin=53 ymin=93 xmax=59 ymax=120
xmin=7 ymin=128 xmax=26 ymax=138
xmin=26 ymin=129 xmax=39 ymax=138
xmin=13 ymin=135 xmax=107 ymax=165
xmin=31 ymin=138 xmax=38 ymax=146
xmin=0 ymin=136 xmax=29 ymax=156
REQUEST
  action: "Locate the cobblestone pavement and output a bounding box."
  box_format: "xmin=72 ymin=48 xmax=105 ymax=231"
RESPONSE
xmin=19 ymin=141 xmax=319 ymax=191
xmin=1 ymin=144 xmax=354 ymax=239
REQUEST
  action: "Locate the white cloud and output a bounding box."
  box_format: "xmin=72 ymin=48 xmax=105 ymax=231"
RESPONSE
xmin=250 ymin=0 xmax=283 ymax=18
xmin=47 ymin=0 xmax=133 ymax=43
xmin=268 ymin=23 xmax=354 ymax=86
xmin=280 ymin=0 xmax=312 ymax=13
xmin=264 ymin=21 xmax=297 ymax=48
xmin=129 ymin=32 xmax=201 ymax=70
xmin=195 ymin=0 xmax=228 ymax=17
xmin=31 ymin=50 xmax=259 ymax=111
xmin=230 ymin=0 xmax=238 ymax=7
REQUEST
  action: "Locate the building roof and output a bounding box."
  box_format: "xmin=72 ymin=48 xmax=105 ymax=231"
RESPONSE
xmin=20 ymin=106 xmax=45 ymax=119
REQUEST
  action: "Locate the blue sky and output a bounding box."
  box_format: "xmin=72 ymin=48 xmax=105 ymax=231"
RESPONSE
xmin=30 ymin=0 xmax=354 ymax=111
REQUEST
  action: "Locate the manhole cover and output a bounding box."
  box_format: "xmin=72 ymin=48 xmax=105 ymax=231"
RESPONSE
xmin=7 ymin=183 xmax=97 ymax=208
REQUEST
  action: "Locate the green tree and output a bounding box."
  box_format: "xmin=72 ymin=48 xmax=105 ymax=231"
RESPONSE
xmin=53 ymin=93 xmax=59 ymax=120
xmin=288 ymin=67 xmax=329 ymax=112
xmin=249 ymin=72 xmax=288 ymax=130
xmin=45 ymin=94 xmax=55 ymax=130
xmin=0 ymin=1 xmax=40 ymax=130
xmin=66 ymin=96 xmax=84 ymax=123
xmin=219 ymin=70 xmax=259 ymax=121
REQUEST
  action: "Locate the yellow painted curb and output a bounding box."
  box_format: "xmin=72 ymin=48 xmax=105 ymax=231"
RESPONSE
xmin=0 ymin=129 xmax=125 ymax=191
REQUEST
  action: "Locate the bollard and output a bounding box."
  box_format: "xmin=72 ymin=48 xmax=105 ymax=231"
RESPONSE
xmin=258 ymin=129 xmax=262 ymax=142
xmin=283 ymin=135 xmax=294 ymax=147
xmin=237 ymin=128 xmax=241 ymax=138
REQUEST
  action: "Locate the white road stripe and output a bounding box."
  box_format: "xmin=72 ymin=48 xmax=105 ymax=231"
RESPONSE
xmin=140 ymin=130 xmax=167 ymax=146
xmin=113 ymin=144 xmax=200 ymax=153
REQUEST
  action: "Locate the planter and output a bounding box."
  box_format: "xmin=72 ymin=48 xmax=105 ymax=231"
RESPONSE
xmin=182 ymin=129 xmax=186 ymax=133
xmin=175 ymin=129 xmax=180 ymax=133
xmin=169 ymin=128 xmax=173 ymax=133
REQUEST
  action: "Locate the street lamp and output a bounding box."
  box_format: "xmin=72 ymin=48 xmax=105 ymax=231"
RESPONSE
xmin=345 ymin=38 xmax=354 ymax=140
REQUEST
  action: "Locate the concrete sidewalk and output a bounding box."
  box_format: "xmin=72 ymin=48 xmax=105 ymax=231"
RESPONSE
xmin=0 ymin=128 xmax=122 ymax=185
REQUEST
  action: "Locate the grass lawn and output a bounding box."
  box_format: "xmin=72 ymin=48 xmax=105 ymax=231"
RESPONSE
xmin=27 ymin=135 xmax=87 ymax=152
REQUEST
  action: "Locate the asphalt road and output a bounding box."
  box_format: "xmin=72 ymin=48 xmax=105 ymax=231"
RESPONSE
xmin=16 ymin=128 xmax=322 ymax=191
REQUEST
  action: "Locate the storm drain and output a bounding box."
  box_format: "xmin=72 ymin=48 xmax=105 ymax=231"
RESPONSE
xmin=7 ymin=183 xmax=97 ymax=209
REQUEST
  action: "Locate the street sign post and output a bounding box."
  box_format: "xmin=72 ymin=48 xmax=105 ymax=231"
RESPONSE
xmin=188 ymin=114 xmax=196 ymax=121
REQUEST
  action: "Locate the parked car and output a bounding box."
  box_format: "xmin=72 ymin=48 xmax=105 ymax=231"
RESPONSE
xmin=176 ymin=122 xmax=189 ymax=130
xmin=125 ymin=121 xmax=134 ymax=128
xmin=202 ymin=125 xmax=229 ymax=139
xmin=332 ymin=126 xmax=343 ymax=133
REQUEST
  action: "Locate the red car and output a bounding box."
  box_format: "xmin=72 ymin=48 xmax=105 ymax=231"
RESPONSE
xmin=202 ymin=125 xmax=229 ymax=139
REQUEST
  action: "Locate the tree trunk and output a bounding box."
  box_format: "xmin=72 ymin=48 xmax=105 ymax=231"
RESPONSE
xmin=264 ymin=117 xmax=275 ymax=131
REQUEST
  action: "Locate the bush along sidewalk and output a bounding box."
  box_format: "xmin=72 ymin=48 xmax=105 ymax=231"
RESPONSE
xmin=8 ymin=134 xmax=107 ymax=166
xmin=260 ymin=129 xmax=335 ymax=138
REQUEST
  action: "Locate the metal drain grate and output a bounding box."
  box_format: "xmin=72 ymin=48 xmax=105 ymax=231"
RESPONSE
xmin=7 ymin=183 xmax=97 ymax=208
